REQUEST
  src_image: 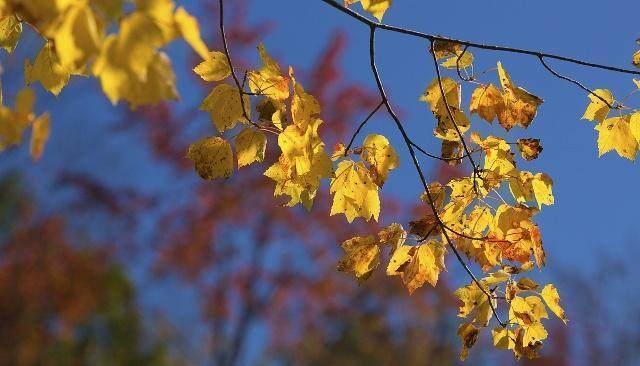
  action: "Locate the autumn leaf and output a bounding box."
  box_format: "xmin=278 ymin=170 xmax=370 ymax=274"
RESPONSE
xmin=336 ymin=234 xmax=380 ymax=281
xmin=235 ymin=128 xmax=266 ymax=168
xmin=24 ymin=43 xmax=71 ymax=96
xmin=186 ymin=136 xmax=234 ymax=180
xmin=330 ymin=160 xmax=380 ymax=222
xmin=345 ymin=0 xmax=392 ymax=21
xmin=457 ymin=323 xmax=479 ymax=361
xmin=174 ymin=6 xmax=210 ymax=60
xmin=517 ymin=138 xmax=543 ymax=161
xmin=496 ymin=62 xmax=543 ymax=130
xmin=402 ymin=241 xmax=446 ymax=294
xmin=470 ymin=84 xmax=504 ymax=123
xmin=540 ymin=284 xmax=568 ymax=324
xmin=194 ymin=51 xmax=231 ymax=82
xmin=361 ymin=134 xmax=399 ymax=186
xmin=581 ymin=89 xmax=613 ymax=123
xmin=200 ymin=84 xmax=251 ymax=133
xmin=248 ymin=44 xmax=290 ymax=101
xmin=595 ymin=115 xmax=638 ymax=160
xmin=0 ymin=15 xmax=22 ymax=53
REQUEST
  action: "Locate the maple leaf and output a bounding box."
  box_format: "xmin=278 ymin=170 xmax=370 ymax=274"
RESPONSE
xmin=291 ymin=71 xmax=321 ymax=130
xmin=490 ymin=204 xmax=545 ymax=267
xmin=595 ymin=115 xmax=638 ymax=160
xmin=402 ymin=241 xmax=446 ymax=293
xmin=336 ymin=234 xmax=380 ymax=281
xmin=470 ymin=84 xmax=504 ymax=123
xmin=496 ymin=62 xmax=543 ymax=130
xmin=361 ymin=134 xmax=399 ymax=186
xmin=248 ymin=44 xmax=290 ymax=101
xmin=186 ymin=136 xmax=234 ymax=180
xmin=581 ymin=89 xmax=614 ymax=122
xmin=338 ymin=223 xmax=406 ymax=281
xmin=330 ymin=160 xmax=380 ymax=223
xmin=508 ymin=171 xmax=554 ymax=209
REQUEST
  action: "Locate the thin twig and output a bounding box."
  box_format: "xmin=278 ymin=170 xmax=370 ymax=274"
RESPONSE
xmin=344 ymin=100 xmax=385 ymax=155
xmin=367 ymin=26 xmax=506 ymax=327
xmin=321 ymin=0 xmax=640 ymax=76
xmin=538 ymin=56 xmax=618 ymax=109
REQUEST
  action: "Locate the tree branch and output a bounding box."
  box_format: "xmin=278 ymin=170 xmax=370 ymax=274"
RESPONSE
xmin=367 ymin=25 xmax=506 ymax=327
xmin=320 ymin=0 xmax=640 ymax=77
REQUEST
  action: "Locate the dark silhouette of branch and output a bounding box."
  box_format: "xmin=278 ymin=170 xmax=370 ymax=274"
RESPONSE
xmin=428 ymin=40 xmax=482 ymax=195
xmin=367 ymin=25 xmax=505 ymax=327
xmin=320 ymin=0 xmax=640 ymax=77
xmin=344 ymin=100 xmax=384 ymax=155
xmin=538 ymin=56 xmax=618 ymax=109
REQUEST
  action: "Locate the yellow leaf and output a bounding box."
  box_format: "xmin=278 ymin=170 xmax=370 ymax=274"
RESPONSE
xmin=30 ymin=113 xmax=50 ymax=161
xmin=595 ymin=115 xmax=638 ymax=160
xmin=470 ymin=84 xmax=504 ymax=123
xmin=457 ymin=323 xmax=479 ymax=361
xmin=496 ymin=62 xmax=543 ymax=130
xmin=376 ymin=222 xmax=406 ymax=248
xmin=522 ymin=322 xmax=548 ymax=347
xmin=53 ymin=4 xmax=103 ymax=72
xmin=633 ymin=49 xmax=640 ymax=68
xmin=336 ymin=234 xmax=380 ymax=281
xmin=265 ymin=119 xmax=332 ymax=209
xmin=631 ymin=112 xmax=640 ymax=142
xmin=386 ymin=245 xmax=412 ymax=276
xmin=200 ymin=83 xmax=250 ymax=133
xmin=432 ymin=40 xmax=474 ymax=69
xmin=441 ymin=51 xmax=474 ymax=70
xmin=0 ymin=15 xmax=22 ymax=53
xmin=186 ymin=136 xmax=233 ymax=180
xmin=471 ymin=133 xmax=516 ymax=177
xmin=248 ymin=44 xmax=290 ymax=101
xmin=402 ymin=241 xmax=446 ymax=293
xmin=540 ymin=284 xmax=568 ymax=324
xmin=517 ymin=138 xmax=543 ymax=161
xmin=492 ymin=327 xmax=516 ymax=350
xmin=434 ymin=107 xmax=471 ymax=141
xmin=174 ymin=7 xmax=209 ymax=60
xmin=361 ymin=134 xmax=399 ymax=186
xmin=581 ymin=89 xmax=613 ymax=122
xmin=509 ymin=171 xmax=554 ymax=209
xmin=194 ymin=51 xmax=231 ymax=82
xmin=291 ymin=72 xmax=320 ymax=129
xmin=490 ymin=204 xmax=545 ymax=267
xmin=235 ymin=128 xmax=266 ymax=168
xmin=330 ymin=160 xmax=380 ymax=223
xmin=420 ymin=77 xmax=460 ymax=116
xmin=24 ymin=42 xmax=71 ymax=96
xmin=346 ymin=0 xmax=392 ymax=21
